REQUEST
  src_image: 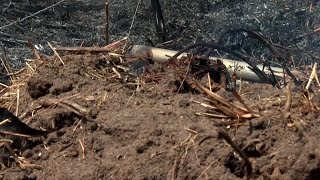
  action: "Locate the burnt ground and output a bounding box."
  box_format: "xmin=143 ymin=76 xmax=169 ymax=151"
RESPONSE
xmin=1 ymin=0 xmax=320 ymax=180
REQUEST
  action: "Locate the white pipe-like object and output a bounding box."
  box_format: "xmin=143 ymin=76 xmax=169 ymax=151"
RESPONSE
xmin=130 ymin=45 xmax=285 ymax=83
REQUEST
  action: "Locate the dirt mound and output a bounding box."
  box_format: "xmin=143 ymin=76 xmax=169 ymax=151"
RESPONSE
xmin=1 ymin=1 xmax=320 ymax=178
xmin=0 ymin=52 xmax=319 ymax=180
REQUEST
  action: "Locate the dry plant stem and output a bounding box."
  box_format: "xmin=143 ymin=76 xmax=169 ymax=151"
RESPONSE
xmin=171 ymin=156 xmax=180 ymax=180
xmin=196 ymin=83 xmax=232 ymax=108
xmin=0 ymin=140 xmax=40 ymax=169
xmin=79 ymin=139 xmax=85 ymax=160
xmin=73 ymin=119 xmax=83 ymax=131
xmin=196 ymin=82 xmax=249 ymax=114
xmin=0 ymin=68 xmax=26 ymax=76
xmin=214 ymin=102 xmax=239 ymax=119
xmin=220 ymin=70 xmax=228 ymax=89
xmin=27 ymin=39 xmax=41 ymax=60
xmin=150 ymin=150 xmax=167 ymax=158
xmin=25 ymin=62 xmax=35 ymax=72
xmin=214 ymin=120 xmax=247 ymax=127
xmin=177 ymin=59 xmax=192 ymax=93
xmin=112 ymin=67 xmax=121 ymax=78
xmin=207 ymin=73 xmax=212 ymax=91
xmin=151 ymin=129 xmax=197 ymax=177
xmin=0 ymin=119 xmax=12 ymax=126
xmin=305 ymin=62 xmax=316 ymax=91
xmin=0 ymin=82 xmax=9 ymax=88
xmin=106 ymin=168 xmax=121 ymax=179
xmin=19 ymin=105 xmax=42 ymax=120
xmin=191 ymin=141 xmax=208 ymax=179
xmin=126 ymin=92 xmax=135 ymax=107
xmin=0 ymin=1 xmax=12 ymax=16
xmin=39 ymin=98 xmax=91 ymax=120
xmin=196 ymin=161 xmax=214 ymax=180
xmin=104 ymin=0 xmax=110 ymax=45
xmin=191 ymin=146 xmax=201 ymax=163
xmin=54 ymin=46 xmax=112 ymax=53
xmin=305 ymin=63 xmax=320 ymax=91
xmin=195 ymin=112 xmax=228 ymax=118
xmin=15 ymin=89 xmax=20 ymax=116
xmin=230 ymin=89 xmax=257 ymax=116
xmin=239 ymin=78 xmax=242 ymax=93
xmin=48 ymin=42 xmax=64 ymax=65
xmin=191 ymin=100 xmax=217 ymax=109
xmin=104 ymin=37 xmax=128 ymax=50
xmin=195 ymin=81 xmax=260 ymax=120
xmin=127 ymin=0 xmax=142 ymax=38
xmin=314 ymin=28 xmax=320 ymax=32
xmin=284 ymin=82 xmax=293 ymax=113
xmin=0 ymin=55 xmax=13 ymax=82
xmin=218 ymin=130 xmax=252 ymax=180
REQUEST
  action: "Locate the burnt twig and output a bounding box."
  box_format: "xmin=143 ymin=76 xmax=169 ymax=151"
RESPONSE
xmin=151 ymin=0 xmax=166 ymax=43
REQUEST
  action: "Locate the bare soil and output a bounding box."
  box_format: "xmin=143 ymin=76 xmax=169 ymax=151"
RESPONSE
xmin=1 ymin=0 xmax=320 ymax=180
xmin=2 ymin=51 xmax=320 ymax=180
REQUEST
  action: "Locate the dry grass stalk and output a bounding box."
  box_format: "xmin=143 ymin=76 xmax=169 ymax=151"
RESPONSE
xmin=283 ymin=82 xmax=309 ymax=137
xmin=230 ymin=88 xmax=257 ymax=116
xmin=15 ymin=89 xmax=20 ymax=116
xmin=194 ymin=81 xmax=259 ymax=122
xmin=112 ymin=67 xmax=122 ymax=78
xmin=191 ymin=100 xmax=217 ymax=110
xmin=151 ymin=129 xmax=198 ymax=166
xmin=0 ymin=68 xmax=26 ymax=77
xmin=305 ymin=62 xmax=320 ymax=91
xmin=0 ymin=139 xmax=41 ymax=169
xmin=54 ymin=37 xmax=128 ymax=54
xmin=79 ymin=139 xmax=86 ymax=160
xmin=48 ymin=42 xmax=64 ymax=65
xmin=39 ymin=98 xmax=89 ymax=117
xmin=0 ymin=0 xmax=66 ymax=30
xmin=283 ymin=82 xmax=293 ymax=123
xmin=302 ymin=88 xmax=319 ymax=111
xmin=170 ymin=128 xmax=198 ymax=180
xmin=177 ymin=59 xmax=192 ymax=93
xmin=198 ymin=130 xmax=252 ymax=179
xmin=283 ymin=82 xmax=293 ymax=114
xmin=207 ymin=73 xmax=212 ymax=92
xmin=300 ymin=64 xmax=320 ymax=111
xmin=0 ymin=55 xmax=14 ymax=83
xmin=27 ymin=39 xmax=41 ymax=60
xmin=1 ymin=58 xmax=37 ymax=113
xmin=25 ymin=62 xmax=35 ymax=72
xmin=0 ymin=82 xmax=9 ymax=88
xmin=73 ymin=119 xmax=83 ymax=132
xmin=195 ymin=112 xmax=228 ymax=118
xmin=0 ymin=52 xmax=44 ymax=170
xmin=54 ymin=46 xmax=112 ymax=53
xmin=196 ymin=161 xmax=214 ymax=180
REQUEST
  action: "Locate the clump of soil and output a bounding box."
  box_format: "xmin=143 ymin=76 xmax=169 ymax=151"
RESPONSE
xmin=1 ymin=53 xmax=320 ymax=180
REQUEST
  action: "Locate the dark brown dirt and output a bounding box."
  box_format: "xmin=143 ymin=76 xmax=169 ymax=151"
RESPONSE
xmin=1 ymin=0 xmax=320 ymax=179
xmin=1 ymin=53 xmax=319 ymax=180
